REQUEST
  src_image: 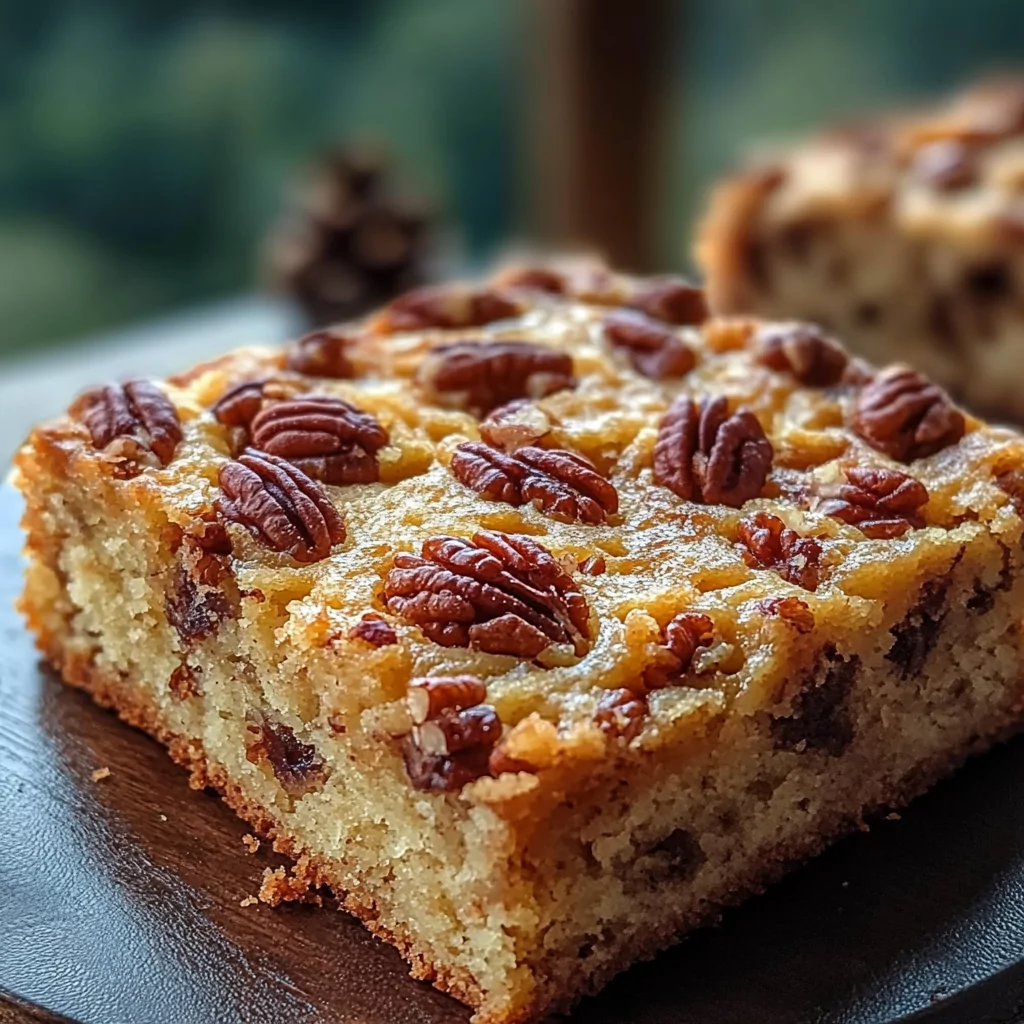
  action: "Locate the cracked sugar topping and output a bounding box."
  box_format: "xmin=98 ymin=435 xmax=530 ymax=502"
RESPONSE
xmin=40 ymin=259 xmax=1024 ymax=793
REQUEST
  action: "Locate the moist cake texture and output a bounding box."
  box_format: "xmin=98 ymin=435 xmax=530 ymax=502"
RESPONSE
xmin=14 ymin=261 xmax=1024 ymax=1023
xmin=698 ymin=79 xmax=1024 ymax=422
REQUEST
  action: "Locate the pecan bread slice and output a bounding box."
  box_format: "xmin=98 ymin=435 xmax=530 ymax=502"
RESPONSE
xmin=14 ymin=262 xmax=1024 ymax=1024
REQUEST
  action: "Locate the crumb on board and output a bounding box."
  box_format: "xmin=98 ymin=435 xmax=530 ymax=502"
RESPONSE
xmin=240 ymin=896 xmax=259 ymax=908
xmin=258 ymin=865 xmax=323 ymax=907
xmin=90 ymin=767 xmax=111 ymax=782
xmin=886 ymin=812 xmax=902 ymax=821
xmin=159 ymin=814 xmax=168 ymax=822
xmin=242 ymin=834 xmax=260 ymax=854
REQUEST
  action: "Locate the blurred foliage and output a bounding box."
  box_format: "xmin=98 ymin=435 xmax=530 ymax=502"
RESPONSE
xmin=1 ymin=0 xmax=1024 ymax=355
xmin=0 ymin=0 xmax=519 ymax=355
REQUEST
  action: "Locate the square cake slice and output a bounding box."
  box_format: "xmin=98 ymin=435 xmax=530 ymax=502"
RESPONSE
xmin=15 ymin=263 xmax=1024 ymax=1023
xmin=697 ymin=78 xmax=1024 ymax=423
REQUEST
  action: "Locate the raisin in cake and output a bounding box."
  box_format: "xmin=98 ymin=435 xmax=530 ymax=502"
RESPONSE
xmin=698 ymin=79 xmax=1024 ymax=422
xmin=14 ymin=261 xmax=1024 ymax=1023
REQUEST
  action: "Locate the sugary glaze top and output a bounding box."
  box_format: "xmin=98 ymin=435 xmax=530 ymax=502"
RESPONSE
xmin=20 ymin=260 xmax=1024 ymax=805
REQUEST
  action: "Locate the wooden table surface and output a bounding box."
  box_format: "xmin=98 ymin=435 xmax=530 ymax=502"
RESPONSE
xmin=5 ymin=305 xmax=1024 ymax=1023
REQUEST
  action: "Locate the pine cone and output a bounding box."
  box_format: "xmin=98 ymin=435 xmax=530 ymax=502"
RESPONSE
xmin=265 ymin=150 xmax=434 ymax=325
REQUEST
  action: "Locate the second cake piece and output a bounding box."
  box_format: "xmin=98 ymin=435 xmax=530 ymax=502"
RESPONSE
xmin=698 ymin=79 xmax=1024 ymax=422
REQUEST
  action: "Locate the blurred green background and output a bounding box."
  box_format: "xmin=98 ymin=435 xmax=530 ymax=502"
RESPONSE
xmin=2 ymin=0 xmax=1023 ymax=358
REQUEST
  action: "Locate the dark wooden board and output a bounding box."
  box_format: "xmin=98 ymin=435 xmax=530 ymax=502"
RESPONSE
xmin=3 ymin=481 xmax=1024 ymax=1024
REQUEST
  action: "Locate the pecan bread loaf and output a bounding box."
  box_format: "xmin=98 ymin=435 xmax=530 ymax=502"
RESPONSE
xmin=698 ymin=79 xmax=1024 ymax=422
xmin=15 ymin=262 xmax=1024 ymax=1023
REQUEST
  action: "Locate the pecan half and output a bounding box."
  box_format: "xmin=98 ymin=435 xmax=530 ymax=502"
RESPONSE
xmin=217 ymin=449 xmax=345 ymax=562
xmin=212 ymin=380 xmax=267 ymax=427
xmin=594 ymin=688 xmax=648 ymax=742
xmin=406 ymin=675 xmax=488 ymax=724
xmin=250 ymin=395 xmax=389 ymax=485
xmin=286 ymin=329 xmax=357 ymax=378
xmin=754 ymin=323 xmax=848 ymax=386
xmin=644 ymin=612 xmax=715 ymax=689
xmin=450 ymin=441 xmax=618 ymax=525
xmin=414 ymin=705 xmax=501 ymax=757
xmin=664 ymin=612 xmax=715 ymax=672
xmin=348 ymin=613 xmax=398 ymax=648
xmin=383 ymin=531 xmax=590 ymax=657
xmin=737 ymin=512 xmax=822 ymax=591
xmin=853 ymin=367 xmax=965 ymax=462
xmin=760 ymin=595 xmax=815 ymax=633
xmin=627 ymin=276 xmax=709 ymax=326
xmin=400 ymin=675 xmax=498 ymax=792
xmin=74 ymin=380 xmax=182 ymax=468
xmin=379 ymin=284 xmax=523 ymax=332
xmin=817 ymin=466 xmax=929 ymax=539
xmin=400 ymin=736 xmax=493 ymax=792
xmin=653 ymin=396 xmax=773 ymax=507
xmin=602 ymin=310 xmax=697 ymax=380
xmin=494 ymin=262 xmax=621 ymax=305
xmin=479 ymin=399 xmax=553 ymax=452
xmin=498 ymin=267 xmax=566 ymax=293
xmin=417 ymin=341 xmax=575 ymax=417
